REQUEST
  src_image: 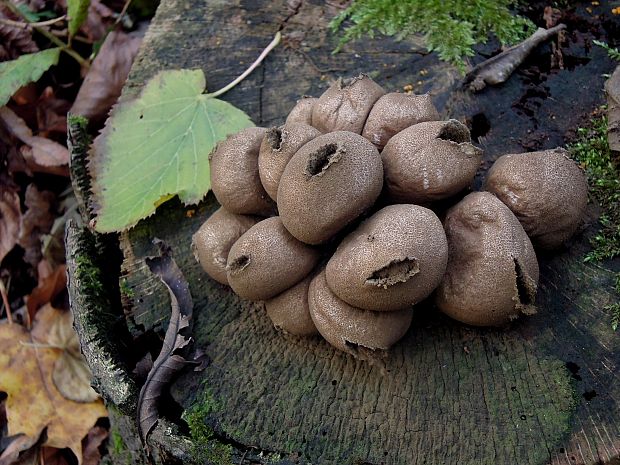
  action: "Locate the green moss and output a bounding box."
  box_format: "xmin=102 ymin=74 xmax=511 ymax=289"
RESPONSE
xmin=183 ymin=387 xmax=234 ymax=465
xmin=330 ymin=0 xmax=534 ymax=71
xmin=119 ymin=278 xmax=135 ymax=299
xmin=75 ymin=254 xmax=105 ymax=294
xmin=568 ymin=112 xmax=620 ymax=330
xmin=568 ymin=113 xmax=620 ymax=262
xmin=110 ymin=429 xmax=127 ymax=455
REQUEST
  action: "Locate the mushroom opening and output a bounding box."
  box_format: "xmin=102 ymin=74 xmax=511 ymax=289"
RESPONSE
xmin=306 ymin=143 xmax=343 ymax=177
xmin=365 ymin=257 xmax=420 ymax=289
xmin=266 ymin=127 xmax=283 ymax=151
xmin=514 ymin=258 xmax=536 ymax=305
xmin=438 ymin=120 xmax=471 ymax=144
xmin=227 ymin=254 xmax=251 ymax=274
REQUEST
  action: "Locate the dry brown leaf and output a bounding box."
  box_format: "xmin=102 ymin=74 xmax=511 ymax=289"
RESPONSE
xmin=0 ymin=107 xmax=69 ymax=175
xmin=37 ymin=87 xmax=71 ymax=137
xmin=18 ymin=185 xmax=56 ymax=267
xmin=81 ymin=426 xmax=108 ymax=465
xmin=606 ymin=65 xmax=620 ymax=153
xmin=70 ymin=29 xmax=143 ymax=124
xmin=0 ymin=9 xmax=38 ymax=62
xmin=26 ymin=262 xmax=67 ymax=327
xmin=34 ymin=306 xmax=99 ymax=403
xmin=0 ymin=305 xmax=107 ymax=463
xmin=0 ymin=187 xmax=21 ymax=264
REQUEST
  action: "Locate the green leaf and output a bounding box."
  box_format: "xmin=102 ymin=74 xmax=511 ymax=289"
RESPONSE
xmin=0 ymin=48 xmax=60 ymax=106
xmin=89 ymin=69 xmax=254 ymax=233
xmin=67 ymin=0 xmax=90 ymax=37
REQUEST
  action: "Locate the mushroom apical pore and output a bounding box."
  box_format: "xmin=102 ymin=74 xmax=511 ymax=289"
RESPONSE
xmin=191 ymin=207 xmax=260 ymax=285
xmin=265 ymin=273 xmax=318 ymax=337
xmin=226 ymin=217 xmax=320 ymax=301
xmin=362 ymin=92 xmax=440 ymax=150
xmin=209 ymin=127 xmax=275 ymax=216
xmin=277 ymin=131 xmax=383 ymax=245
xmin=309 ymin=270 xmax=414 ymax=355
xmin=485 ymin=148 xmax=588 ymax=250
xmin=311 ymin=74 xmax=385 ymax=134
xmin=258 ymin=123 xmax=321 ymax=201
xmin=326 ymin=204 xmax=448 ymax=312
xmin=381 ymin=119 xmax=483 ymax=204
xmin=435 ymin=192 xmax=539 ymax=327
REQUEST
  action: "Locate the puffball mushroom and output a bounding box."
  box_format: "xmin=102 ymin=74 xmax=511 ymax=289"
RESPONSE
xmin=277 ymin=131 xmax=383 ymax=245
xmin=226 ymin=217 xmax=320 ymax=301
xmin=485 ymin=148 xmax=588 ymax=250
xmin=436 ymin=192 xmax=540 ymax=327
xmin=209 ymin=126 xmax=275 ymax=216
xmin=381 ymin=119 xmax=483 ymax=204
xmin=311 ymin=74 xmax=385 ymax=134
xmin=362 ymin=92 xmax=440 ymax=150
xmin=309 ymin=270 xmax=413 ymax=355
xmin=326 ymin=204 xmax=448 ymax=312
xmin=191 ymin=207 xmax=260 ymax=285
xmin=265 ymin=273 xmax=318 ymax=337
xmin=285 ymin=96 xmax=317 ymax=126
xmin=258 ymin=123 xmax=321 ymax=201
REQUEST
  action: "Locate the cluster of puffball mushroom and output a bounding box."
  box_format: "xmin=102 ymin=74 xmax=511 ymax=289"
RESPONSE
xmin=192 ymin=74 xmax=588 ymax=359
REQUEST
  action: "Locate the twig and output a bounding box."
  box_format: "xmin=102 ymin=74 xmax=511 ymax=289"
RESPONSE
xmin=0 ymin=278 xmax=13 ymax=325
xmin=1 ymin=0 xmax=88 ymax=68
xmin=0 ymin=14 xmax=66 ymax=29
xmin=206 ymin=31 xmax=281 ymax=98
xmin=114 ymin=0 xmax=133 ymax=26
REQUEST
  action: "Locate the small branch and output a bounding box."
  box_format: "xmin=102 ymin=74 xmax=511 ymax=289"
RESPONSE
xmin=1 ymin=0 xmax=88 ymax=68
xmin=114 ymin=0 xmax=133 ymax=26
xmin=0 ymin=279 xmax=13 ymax=325
xmin=206 ymin=31 xmax=281 ymax=98
xmin=0 ymin=14 xmax=66 ymax=29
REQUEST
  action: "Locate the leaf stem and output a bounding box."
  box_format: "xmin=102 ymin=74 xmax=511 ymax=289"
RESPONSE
xmin=206 ymin=31 xmax=281 ymax=98
xmin=0 ymin=14 xmax=67 ymax=29
xmin=0 ymin=279 xmax=12 ymax=325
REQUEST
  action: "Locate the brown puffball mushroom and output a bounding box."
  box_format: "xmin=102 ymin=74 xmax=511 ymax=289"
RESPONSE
xmin=362 ymin=92 xmax=440 ymax=150
xmin=285 ymin=96 xmax=317 ymax=126
xmin=309 ymin=270 xmax=413 ymax=355
xmin=484 ymin=148 xmax=588 ymax=250
xmin=265 ymin=274 xmax=318 ymax=337
xmin=191 ymin=207 xmax=260 ymax=285
xmin=326 ymin=204 xmax=448 ymax=312
xmin=311 ymin=74 xmax=385 ymax=134
xmin=435 ymin=192 xmax=540 ymax=327
xmin=277 ymin=131 xmax=384 ymax=244
xmin=381 ymin=119 xmax=483 ymax=204
xmin=209 ymin=127 xmax=275 ymax=216
xmin=226 ymin=217 xmax=320 ymax=301
xmin=258 ymin=123 xmax=321 ymax=201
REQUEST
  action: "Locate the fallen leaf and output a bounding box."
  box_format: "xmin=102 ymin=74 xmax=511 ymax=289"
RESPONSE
xmin=0 ymin=15 xmax=37 ymax=62
xmin=0 ymin=48 xmax=59 ymax=106
xmin=81 ymin=426 xmax=108 ymax=465
xmin=0 ymin=107 xmax=69 ymax=175
xmin=18 ymin=185 xmax=56 ymax=267
xmin=0 ymin=305 xmax=107 ymax=463
xmin=137 ymin=241 xmax=193 ymax=442
xmin=37 ymin=87 xmax=71 ymax=137
xmin=31 ymin=305 xmax=99 ymax=403
xmin=0 ymin=186 xmax=21 ymax=264
xmin=26 ymin=262 xmax=67 ymax=323
xmin=0 ymin=434 xmax=40 ymax=465
xmin=89 ymin=69 xmax=254 ymax=232
xmin=70 ymin=29 xmax=143 ymax=125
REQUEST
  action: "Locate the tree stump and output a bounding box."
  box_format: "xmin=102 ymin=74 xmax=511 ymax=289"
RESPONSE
xmin=66 ymin=1 xmax=620 ymax=464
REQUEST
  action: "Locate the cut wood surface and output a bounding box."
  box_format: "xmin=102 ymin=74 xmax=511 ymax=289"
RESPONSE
xmin=76 ymin=1 xmax=620 ymax=464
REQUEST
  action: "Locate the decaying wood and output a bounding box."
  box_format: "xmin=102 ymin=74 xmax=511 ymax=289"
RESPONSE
xmin=605 ymin=65 xmax=620 ymax=155
xmin=464 ymin=24 xmax=566 ymax=92
xmin=68 ymin=0 xmax=620 ymax=464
